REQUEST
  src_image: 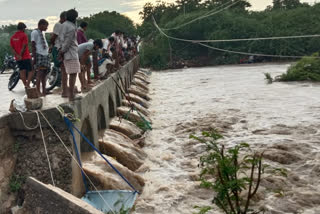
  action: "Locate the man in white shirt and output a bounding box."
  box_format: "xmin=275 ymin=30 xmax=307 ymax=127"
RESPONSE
xmin=50 ymin=11 xmax=68 ymax=97
xmin=31 ymin=19 xmax=50 ymax=96
xmin=59 ymin=9 xmax=80 ymax=101
xmin=111 ymin=30 xmax=121 ymax=69
xmin=102 ymin=37 xmax=115 ymax=59
xmin=78 ymin=39 xmax=103 ymax=91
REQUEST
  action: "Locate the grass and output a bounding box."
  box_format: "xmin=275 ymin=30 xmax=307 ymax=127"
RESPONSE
xmin=9 ymin=174 xmax=26 ymax=193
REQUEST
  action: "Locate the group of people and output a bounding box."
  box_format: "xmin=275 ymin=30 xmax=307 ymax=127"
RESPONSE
xmin=10 ymin=9 xmax=140 ymax=101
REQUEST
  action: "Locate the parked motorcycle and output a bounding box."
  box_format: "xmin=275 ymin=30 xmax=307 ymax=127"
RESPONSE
xmin=8 ymin=63 xmax=61 ymax=91
xmin=1 ymin=53 xmax=17 ymax=74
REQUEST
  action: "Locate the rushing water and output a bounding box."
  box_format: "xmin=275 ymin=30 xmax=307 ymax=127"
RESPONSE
xmin=134 ymin=63 xmax=320 ymax=214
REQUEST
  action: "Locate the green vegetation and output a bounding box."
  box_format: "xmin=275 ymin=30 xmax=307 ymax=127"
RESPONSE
xmin=0 ymin=25 xmax=17 ymax=68
xmin=79 ymin=11 xmax=136 ymax=39
xmin=138 ymin=0 xmax=320 ymax=69
xmin=9 ymin=174 xmax=26 ymax=192
xmin=264 ymin=73 xmax=273 ymax=84
xmin=190 ymin=131 xmax=264 ymax=214
xmin=279 ymin=53 xmax=320 ymax=81
xmin=13 ymin=142 xmax=20 ymax=153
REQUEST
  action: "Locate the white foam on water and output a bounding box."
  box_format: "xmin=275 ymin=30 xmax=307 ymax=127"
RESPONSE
xmin=134 ymin=64 xmax=320 ymax=214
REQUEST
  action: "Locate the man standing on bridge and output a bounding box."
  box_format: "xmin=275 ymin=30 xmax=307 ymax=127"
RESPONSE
xmin=10 ymin=22 xmax=34 ymax=89
xmin=59 ymin=9 xmax=81 ymax=101
xmin=31 ymin=19 xmax=50 ymax=96
xmin=78 ymin=39 xmax=103 ymax=91
xmin=50 ymin=11 xmax=68 ymax=98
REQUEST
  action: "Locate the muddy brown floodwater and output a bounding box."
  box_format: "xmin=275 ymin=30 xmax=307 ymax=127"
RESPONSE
xmin=134 ymin=63 xmax=320 ymax=214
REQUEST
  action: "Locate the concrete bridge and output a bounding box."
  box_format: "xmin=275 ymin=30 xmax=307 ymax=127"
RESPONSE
xmin=0 ymin=57 xmax=140 ymax=212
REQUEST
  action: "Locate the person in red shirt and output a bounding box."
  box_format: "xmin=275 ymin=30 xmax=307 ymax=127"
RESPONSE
xmin=10 ymin=22 xmax=33 ymax=88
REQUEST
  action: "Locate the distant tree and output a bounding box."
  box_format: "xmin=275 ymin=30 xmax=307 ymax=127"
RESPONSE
xmin=175 ymin=0 xmax=203 ymax=13
xmin=80 ymin=11 xmax=136 ymax=39
xmin=203 ymin=0 xmax=251 ymax=11
xmin=272 ymin=0 xmax=303 ymax=10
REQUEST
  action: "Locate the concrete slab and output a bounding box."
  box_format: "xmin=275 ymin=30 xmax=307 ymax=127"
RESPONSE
xmin=21 ymin=177 xmax=103 ymax=214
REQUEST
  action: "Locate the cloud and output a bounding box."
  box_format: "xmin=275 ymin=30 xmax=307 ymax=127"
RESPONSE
xmin=0 ymin=16 xmax=59 ymax=32
xmin=0 ymin=0 xmax=314 ymax=28
xmin=122 ymin=9 xmax=142 ymax=24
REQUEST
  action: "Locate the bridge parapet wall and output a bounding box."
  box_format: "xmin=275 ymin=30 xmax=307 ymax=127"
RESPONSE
xmin=0 ymin=57 xmax=139 ymax=211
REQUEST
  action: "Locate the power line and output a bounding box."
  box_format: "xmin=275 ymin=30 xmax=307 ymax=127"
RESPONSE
xmin=153 ymin=16 xmax=320 ymax=59
xmin=162 ymin=0 xmax=242 ymax=31
xmin=198 ymin=42 xmax=320 ymax=59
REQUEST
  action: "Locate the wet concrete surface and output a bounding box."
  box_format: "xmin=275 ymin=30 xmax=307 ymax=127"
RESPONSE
xmin=0 ymin=69 xmax=75 ymax=118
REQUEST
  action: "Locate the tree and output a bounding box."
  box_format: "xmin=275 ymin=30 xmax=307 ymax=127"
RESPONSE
xmin=175 ymin=0 xmax=203 ymax=13
xmin=80 ymin=11 xmax=136 ymax=38
xmin=272 ymin=0 xmax=303 ymax=10
xmin=203 ymin=0 xmax=251 ymax=11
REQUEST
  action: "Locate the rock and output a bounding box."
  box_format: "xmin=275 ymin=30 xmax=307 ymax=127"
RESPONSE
xmin=11 ymin=206 xmax=23 ymax=214
xmin=99 ymin=129 xmax=147 ymax=171
xmin=117 ymin=106 xmax=151 ymax=124
xmin=109 ymin=117 xmax=143 ymax=139
xmin=83 ymin=153 xmax=145 ymax=192
xmin=122 ymin=100 xmax=150 ymax=116
xmin=1 ymin=194 xmax=16 ymax=214
xmin=24 ymin=98 xmax=43 ymax=110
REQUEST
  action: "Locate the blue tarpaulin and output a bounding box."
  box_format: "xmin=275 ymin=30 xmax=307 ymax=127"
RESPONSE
xmin=82 ymin=190 xmax=138 ymax=214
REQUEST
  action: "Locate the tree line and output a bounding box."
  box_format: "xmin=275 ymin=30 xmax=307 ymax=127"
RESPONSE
xmin=137 ymin=0 xmax=320 ymax=69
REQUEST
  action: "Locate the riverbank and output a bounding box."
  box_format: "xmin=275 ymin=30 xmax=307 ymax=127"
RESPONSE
xmin=135 ymin=63 xmax=320 ymax=213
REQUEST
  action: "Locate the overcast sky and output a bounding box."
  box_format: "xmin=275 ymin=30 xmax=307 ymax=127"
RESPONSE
xmin=0 ymin=0 xmax=315 ymax=31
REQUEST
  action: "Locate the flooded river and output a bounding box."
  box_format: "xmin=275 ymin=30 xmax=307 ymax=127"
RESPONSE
xmin=134 ymin=63 xmax=320 ymax=214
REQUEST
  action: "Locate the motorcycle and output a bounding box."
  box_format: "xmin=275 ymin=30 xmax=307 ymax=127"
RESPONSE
xmin=8 ymin=63 xmax=61 ymax=91
xmin=1 ymin=53 xmax=17 ymax=74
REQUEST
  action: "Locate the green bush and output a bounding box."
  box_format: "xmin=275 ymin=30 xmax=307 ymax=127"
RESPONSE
xmin=9 ymin=174 xmax=26 ymax=192
xmin=191 ymin=131 xmax=264 ymax=214
xmin=140 ymin=37 xmax=169 ymax=70
xmin=279 ymin=53 xmax=320 ymax=81
xmin=0 ymin=35 xmax=11 ymax=67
